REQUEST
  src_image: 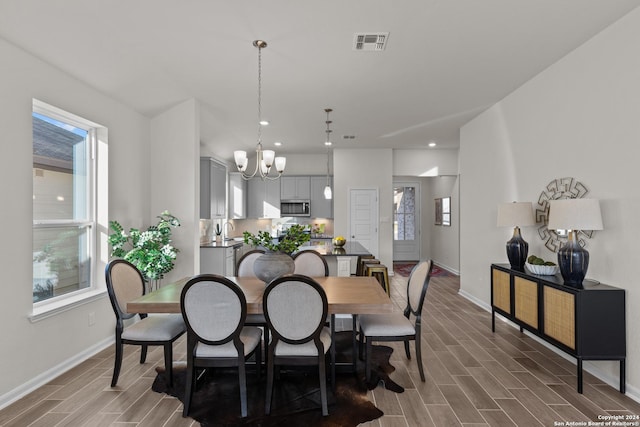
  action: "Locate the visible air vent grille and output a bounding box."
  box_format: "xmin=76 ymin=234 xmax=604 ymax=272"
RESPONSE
xmin=34 ymin=169 xmax=44 ymax=177
xmin=342 ymin=135 xmax=356 ymax=140
xmin=353 ymin=33 xmax=389 ymax=51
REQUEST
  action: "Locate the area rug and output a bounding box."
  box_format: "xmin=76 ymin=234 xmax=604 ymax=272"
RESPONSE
xmin=393 ymin=262 xmax=452 ymax=277
xmin=152 ymin=332 xmax=400 ymax=426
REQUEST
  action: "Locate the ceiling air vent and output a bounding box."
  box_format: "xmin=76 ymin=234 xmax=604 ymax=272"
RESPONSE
xmin=353 ymin=33 xmax=389 ymax=51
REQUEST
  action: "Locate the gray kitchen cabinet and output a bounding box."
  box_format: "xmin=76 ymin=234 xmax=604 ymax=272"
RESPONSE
xmin=310 ymin=176 xmax=333 ymax=218
xmin=280 ymin=176 xmax=311 ymax=200
xmin=200 ymin=157 xmax=227 ymax=219
xmin=228 ymin=172 xmax=246 ymax=219
xmin=247 ymin=178 xmax=280 ymax=218
xmin=200 ymin=245 xmax=242 ymax=275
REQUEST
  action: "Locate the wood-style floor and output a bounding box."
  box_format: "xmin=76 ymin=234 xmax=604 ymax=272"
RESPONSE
xmin=1 ymin=271 xmax=638 ymax=426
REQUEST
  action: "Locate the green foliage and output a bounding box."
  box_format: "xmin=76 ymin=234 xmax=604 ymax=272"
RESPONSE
xmin=108 ymin=211 xmax=180 ymax=280
xmin=243 ymin=224 xmax=310 ymax=255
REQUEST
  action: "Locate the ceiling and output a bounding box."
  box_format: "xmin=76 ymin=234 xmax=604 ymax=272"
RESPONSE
xmin=1 ymin=1 xmax=638 ymax=162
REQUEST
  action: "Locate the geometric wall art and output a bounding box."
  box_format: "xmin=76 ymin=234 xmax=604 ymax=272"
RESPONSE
xmin=535 ymin=177 xmax=593 ymax=252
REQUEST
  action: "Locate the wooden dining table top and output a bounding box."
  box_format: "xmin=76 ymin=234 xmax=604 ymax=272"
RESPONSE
xmin=126 ymin=275 xmax=394 ymax=315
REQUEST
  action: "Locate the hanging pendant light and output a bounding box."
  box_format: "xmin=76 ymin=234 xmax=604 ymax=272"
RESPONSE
xmin=234 ymin=40 xmax=286 ymax=180
xmin=323 ymin=108 xmax=333 ymax=200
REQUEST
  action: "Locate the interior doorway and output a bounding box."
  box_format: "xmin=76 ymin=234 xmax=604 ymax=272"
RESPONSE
xmin=393 ymin=182 xmax=421 ymax=261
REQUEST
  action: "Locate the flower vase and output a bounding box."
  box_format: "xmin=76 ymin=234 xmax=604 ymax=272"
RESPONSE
xmin=253 ymin=251 xmax=295 ymax=284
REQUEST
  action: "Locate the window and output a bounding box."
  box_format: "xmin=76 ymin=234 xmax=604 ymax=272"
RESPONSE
xmin=32 ymin=101 xmax=98 ymax=305
xmin=435 ymin=197 xmax=451 ymax=226
xmin=393 ymin=186 xmax=416 ymax=240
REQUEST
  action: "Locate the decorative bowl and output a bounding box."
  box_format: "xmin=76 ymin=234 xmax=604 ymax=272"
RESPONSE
xmin=525 ymin=262 xmax=559 ymax=276
xmin=332 ymin=237 xmax=346 ymax=247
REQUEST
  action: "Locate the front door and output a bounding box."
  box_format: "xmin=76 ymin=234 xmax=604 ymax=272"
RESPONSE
xmin=349 ymin=188 xmax=379 ymax=257
xmin=393 ymin=182 xmax=420 ymax=261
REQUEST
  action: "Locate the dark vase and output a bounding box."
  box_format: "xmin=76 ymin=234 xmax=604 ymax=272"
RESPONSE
xmin=557 ymin=230 xmax=589 ymax=286
xmin=253 ymin=251 xmax=295 ymax=283
xmin=506 ymin=226 xmax=528 ymax=271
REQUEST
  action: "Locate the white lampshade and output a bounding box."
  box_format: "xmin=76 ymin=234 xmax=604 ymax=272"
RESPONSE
xmin=234 ymin=151 xmax=247 ymax=171
xmin=548 ymin=198 xmax=603 ymax=231
xmin=324 ymin=185 xmax=332 ymax=200
xmin=497 ymin=202 xmax=535 ymax=227
xmin=274 ymin=157 xmax=286 ymax=173
xmin=260 ymin=159 xmax=269 ymax=174
xmin=262 ymin=150 xmax=275 ymax=167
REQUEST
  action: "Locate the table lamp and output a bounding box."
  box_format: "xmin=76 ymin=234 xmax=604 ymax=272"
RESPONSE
xmin=497 ymin=202 xmax=535 ymax=270
xmin=547 ymin=198 xmax=603 ymax=286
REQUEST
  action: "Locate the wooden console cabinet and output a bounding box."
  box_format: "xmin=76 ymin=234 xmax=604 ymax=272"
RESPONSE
xmin=491 ymin=264 xmax=625 ymax=393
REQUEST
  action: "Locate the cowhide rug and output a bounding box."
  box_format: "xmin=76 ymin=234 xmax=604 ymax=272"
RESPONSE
xmin=152 ymin=331 xmax=403 ymax=426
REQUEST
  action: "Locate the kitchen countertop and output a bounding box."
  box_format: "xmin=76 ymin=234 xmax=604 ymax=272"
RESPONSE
xmin=297 ymin=240 xmax=370 ymax=256
xmin=200 ymin=240 xmax=244 ymax=248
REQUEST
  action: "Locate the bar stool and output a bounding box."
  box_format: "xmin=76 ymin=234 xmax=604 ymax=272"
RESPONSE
xmin=356 ymin=255 xmax=376 ymax=276
xmin=365 ymin=264 xmax=390 ymax=296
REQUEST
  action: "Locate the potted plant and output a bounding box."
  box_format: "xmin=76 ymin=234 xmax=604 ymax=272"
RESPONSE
xmin=243 ymin=224 xmax=311 ymax=283
xmin=108 ymin=211 xmax=180 ymax=291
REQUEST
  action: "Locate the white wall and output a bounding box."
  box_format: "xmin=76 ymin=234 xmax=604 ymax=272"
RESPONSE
xmin=334 ymin=149 xmax=394 ymax=269
xmin=459 ymin=8 xmax=640 ymax=396
xmin=150 ymin=99 xmax=200 ymax=280
xmin=427 ymin=176 xmax=460 ymax=273
xmin=393 ymin=149 xmax=459 ymax=177
xmin=0 ymin=37 xmax=150 ymax=403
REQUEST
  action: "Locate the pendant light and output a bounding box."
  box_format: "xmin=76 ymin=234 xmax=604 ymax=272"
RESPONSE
xmin=323 ymin=108 xmax=333 ymax=200
xmin=234 ymin=40 xmax=286 ymax=180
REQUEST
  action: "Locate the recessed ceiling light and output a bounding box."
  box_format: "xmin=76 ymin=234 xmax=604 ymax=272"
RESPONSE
xmin=274 ymin=141 xmax=282 ymax=146
xmin=428 ymin=142 xmax=437 ymax=147
xmin=259 ymin=120 xmax=269 ymax=126
xmin=324 ymin=141 xmax=332 ymax=146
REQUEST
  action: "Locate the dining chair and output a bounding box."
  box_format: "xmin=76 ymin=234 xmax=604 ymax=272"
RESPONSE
xmin=358 ymin=259 xmax=433 ymax=382
xmin=180 ymin=274 xmax=262 ymax=418
xmin=263 ymin=274 xmax=332 ymax=416
xmin=292 ymin=250 xmax=329 ymax=276
xmin=105 ymin=259 xmax=186 ymax=387
xmin=235 ymin=249 xmax=270 ymax=355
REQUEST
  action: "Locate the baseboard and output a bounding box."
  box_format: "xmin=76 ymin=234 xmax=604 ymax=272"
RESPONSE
xmin=457 ymin=290 xmax=640 ymax=404
xmin=0 ymin=337 xmax=113 ymax=410
xmin=433 ymin=261 xmax=459 ymax=276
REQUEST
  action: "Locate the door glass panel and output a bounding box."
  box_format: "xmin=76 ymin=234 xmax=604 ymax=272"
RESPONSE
xmin=394 ymin=186 xmax=416 ymax=240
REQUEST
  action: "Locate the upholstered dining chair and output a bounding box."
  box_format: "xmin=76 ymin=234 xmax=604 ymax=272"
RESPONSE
xmin=180 ymin=274 xmax=262 ymax=418
xmin=293 ymin=250 xmax=329 ymax=276
xmin=235 ymin=249 xmax=270 ymax=353
xmin=263 ymin=274 xmax=332 ymax=416
xmin=358 ymin=259 xmax=433 ymax=382
xmin=105 ymin=259 xmax=186 ymax=388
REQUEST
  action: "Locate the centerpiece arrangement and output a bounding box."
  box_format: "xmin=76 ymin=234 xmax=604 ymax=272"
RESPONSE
xmin=243 ymin=224 xmax=310 ymax=283
xmin=108 ymin=211 xmax=180 ymax=291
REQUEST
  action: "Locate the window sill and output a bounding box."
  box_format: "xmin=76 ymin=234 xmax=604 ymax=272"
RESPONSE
xmin=29 ymin=289 xmax=108 ymax=323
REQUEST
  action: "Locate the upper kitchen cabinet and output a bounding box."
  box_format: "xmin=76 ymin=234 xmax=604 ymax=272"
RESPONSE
xmin=311 ymin=176 xmax=333 ymax=218
xmin=247 ymin=178 xmax=280 ymax=218
xmin=200 ymin=157 xmax=227 ymax=219
xmin=280 ymin=176 xmax=310 ymax=200
xmin=228 ymin=172 xmax=246 ymax=219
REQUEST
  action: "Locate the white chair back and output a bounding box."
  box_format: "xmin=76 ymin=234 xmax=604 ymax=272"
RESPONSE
xmin=293 ymin=250 xmax=329 ymax=277
xmin=407 ymin=260 xmax=433 ymax=315
xmin=236 ymin=249 xmax=265 ymax=277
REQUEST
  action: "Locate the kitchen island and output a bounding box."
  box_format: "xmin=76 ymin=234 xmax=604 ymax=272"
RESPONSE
xmin=297 ymin=240 xmax=371 ymax=276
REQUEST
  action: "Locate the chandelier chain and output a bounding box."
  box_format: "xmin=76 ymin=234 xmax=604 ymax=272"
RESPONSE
xmin=257 ymin=43 xmax=262 ymax=145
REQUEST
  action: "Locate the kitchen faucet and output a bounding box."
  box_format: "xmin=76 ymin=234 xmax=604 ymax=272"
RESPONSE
xmin=223 ymin=221 xmax=234 ymax=239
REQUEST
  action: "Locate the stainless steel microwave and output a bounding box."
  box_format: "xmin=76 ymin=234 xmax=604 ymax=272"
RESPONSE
xmin=280 ymin=200 xmax=310 ymax=216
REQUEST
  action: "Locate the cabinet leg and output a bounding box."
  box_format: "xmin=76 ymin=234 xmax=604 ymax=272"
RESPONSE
xmin=491 ymin=310 xmax=495 ymax=332
xmin=577 ymin=358 xmax=583 ymax=394
xmin=620 ymin=359 xmax=626 ymax=394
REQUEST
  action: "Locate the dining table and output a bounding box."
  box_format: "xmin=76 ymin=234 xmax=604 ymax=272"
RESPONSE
xmin=126 ymin=275 xmax=395 ymax=376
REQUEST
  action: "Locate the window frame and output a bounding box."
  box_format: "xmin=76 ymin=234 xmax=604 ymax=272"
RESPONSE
xmin=31 ymin=99 xmax=105 ymax=320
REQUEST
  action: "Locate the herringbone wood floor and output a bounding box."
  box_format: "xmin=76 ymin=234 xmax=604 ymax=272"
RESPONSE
xmin=1 ymin=272 xmax=638 ymax=426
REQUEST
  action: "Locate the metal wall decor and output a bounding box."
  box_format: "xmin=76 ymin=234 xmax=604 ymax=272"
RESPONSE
xmin=535 ymin=177 xmax=592 ymax=252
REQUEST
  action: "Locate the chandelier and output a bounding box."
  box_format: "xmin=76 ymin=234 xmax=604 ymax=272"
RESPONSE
xmin=323 ymin=108 xmax=333 ymax=200
xmin=234 ymin=40 xmax=286 ymax=180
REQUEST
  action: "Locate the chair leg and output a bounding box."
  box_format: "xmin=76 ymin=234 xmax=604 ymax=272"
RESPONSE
xmin=182 ymin=361 xmax=194 ymax=417
xmin=140 ymin=344 xmax=148 ymax=363
xmin=330 ymin=315 xmax=336 ymax=392
xmin=358 ymin=326 xmax=364 ymax=361
xmin=365 ymin=337 xmax=372 ymax=383
xmin=318 ymin=354 xmax=328 ymax=416
xmin=163 ymin=343 xmax=173 ymax=387
xmin=256 ymin=340 xmax=262 ymax=380
xmin=415 ymin=335 xmax=425 ymax=381
xmin=404 ymin=340 xmax=411 ymax=359
xmin=111 ymin=338 xmax=123 ymax=387
xmin=265 ymin=350 xmax=275 ymax=415
xmin=238 ymin=360 xmax=248 ymax=418
xmin=352 ymin=316 xmax=358 ymax=372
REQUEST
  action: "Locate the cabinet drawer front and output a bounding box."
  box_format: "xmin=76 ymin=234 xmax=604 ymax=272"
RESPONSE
xmin=514 ymin=277 xmax=538 ymax=329
xmin=492 ymin=269 xmax=511 ymax=314
xmin=543 ymin=286 xmax=575 ymax=349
